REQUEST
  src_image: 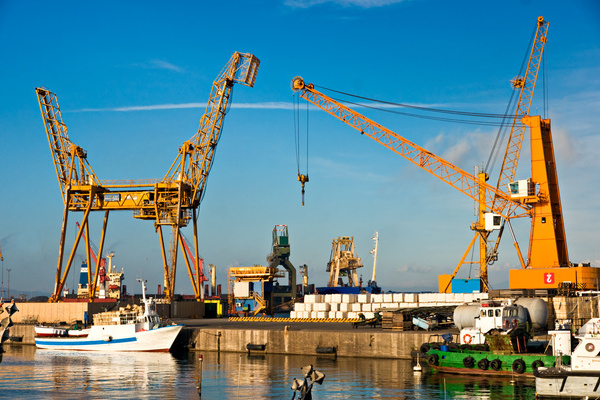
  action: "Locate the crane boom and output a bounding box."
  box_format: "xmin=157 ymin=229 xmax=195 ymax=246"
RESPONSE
xmin=36 ymin=88 xmax=99 ymax=199
xmin=163 ymin=52 xmax=260 ymax=207
xmin=494 ymin=16 xmax=548 ymax=204
xmin=291 ymin=77 xmax=531 ymax=218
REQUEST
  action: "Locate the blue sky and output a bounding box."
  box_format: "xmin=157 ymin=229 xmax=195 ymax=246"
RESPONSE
xmin=1 ymin=0 xmax=599 ymax=296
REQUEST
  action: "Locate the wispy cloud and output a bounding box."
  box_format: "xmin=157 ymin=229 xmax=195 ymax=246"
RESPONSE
xmin=151 ymin=60 xmax=183 ymax=72
xmin=74 ymin=101 xmax=429 ymax=113
xmin=132 ymin=59 xmax=184 ymax=73
xmin=285 ymin=0 xmax=406 ymax=8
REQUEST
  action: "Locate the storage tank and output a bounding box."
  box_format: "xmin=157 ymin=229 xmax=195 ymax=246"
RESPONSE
xmin=515 ymin=297 xmax=548 ymax=330
xmin=453 ymin=304 xmax=481 ymax=330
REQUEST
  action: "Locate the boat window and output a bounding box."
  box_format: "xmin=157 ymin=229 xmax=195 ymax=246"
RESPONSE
xmin=488 ymin=310 xmax=493 ymax=317
xmin=495 ymin=309 xmax=501 ymax=317
xmin=481 ymin=310 xmax=486 ymax=317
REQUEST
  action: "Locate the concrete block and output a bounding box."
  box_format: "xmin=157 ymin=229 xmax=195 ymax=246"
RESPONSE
xmin=301 ymin=311 xmax=309 ymax=319
xmin=381 ymin=302 xmax=399 ymax=309
xmin=331 ymin=294 xmax=342 ymax=303
xmin=364 ymin=312 xmax=375 ymax=319
xmin=348 ymin=312 xmax=358 ymax=319
xmin=357 ymin=294 xmax=370 ymax=303
xmin=383 ymin=293 xmax=393 ymax=303
xmin=371 ymin=294 xmax=384 ymax=303
xmin=310 ymin=311 xmax=318 ymax=319
xmin=405 ymin=293 xmax=418 ymax=303
xmin=329 ymin=303 xmax=339 ymax=312
xmin=362 ymin=303 xmax=372 ymax=312
xmin=324 ymin=294 xmax=332 ymax=303
xmin=342 ymin=294 xmax=357 ymax=303
xmin=393 ymin=293 xmax=404 ymax=302
xmin=304 ymin=303 xmax=313 ymax=312
xmin=314 ymin=303 xmax=330 ymax=312
xmin=339 ymin=303 xmax=350 ymax=312
xmin=371 ymin=303 xmax=381 ymax=311
xmin=352 ymin=303 xmax=362 ymax=312
xmin=295 ymin=303 xmax=305 ymax=312
xmin=335 ymin=311 xmax=347 ymax=319
xmin=328 ymin=311 xmax=337 ymax=319
xmin=304 ymin=294 xmax=316 ymax=303
xmin=316 ymin=312 xmax=327 ymax=319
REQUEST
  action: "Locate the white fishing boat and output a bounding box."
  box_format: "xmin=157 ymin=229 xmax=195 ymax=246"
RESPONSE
xmin=35 ymin=281 xmax=183 ymax=352
xmin=535 ymin=318 xmax=600 ymax=398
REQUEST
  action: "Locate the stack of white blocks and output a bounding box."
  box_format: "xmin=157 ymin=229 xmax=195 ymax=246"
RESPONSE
xmin=289 ymin=292 xmax=489 ymax=319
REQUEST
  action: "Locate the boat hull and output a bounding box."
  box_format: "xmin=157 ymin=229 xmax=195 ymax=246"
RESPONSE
xmin=34 ymin=325 xmax=68 ymax=337
xmin=425 ymin=348 xmax=568 ymax=378
xmin=535 ymin=367 xmax=600 ymax=398
xmin=35 ymin=324 xmax=183 ymax=352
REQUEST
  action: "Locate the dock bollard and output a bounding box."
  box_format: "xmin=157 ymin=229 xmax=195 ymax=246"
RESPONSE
xmin=197 ymin=354 xmax=203 ymax=396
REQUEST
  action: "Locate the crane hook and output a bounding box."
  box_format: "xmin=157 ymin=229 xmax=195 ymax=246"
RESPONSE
xmin=297 ymin=174 xmax=309 ymax=206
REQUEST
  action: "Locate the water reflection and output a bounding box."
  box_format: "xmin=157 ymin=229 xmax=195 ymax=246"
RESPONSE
xmin=0 ymin=346 xmax=537 ymax=399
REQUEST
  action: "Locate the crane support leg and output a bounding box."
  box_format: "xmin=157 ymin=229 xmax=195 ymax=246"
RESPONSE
xmin=51 ymin=190 xmax=71 ymax=302
xmin=51 ymin=189 xmax=95 ymax=302
xmin=178 ymin=229 xmax=199 ymax=299
xmin=192 ymin=210 xmax=203 ymax=300
xmin=89 ymin=211 xmax=109 ymax=301
xmin=443 ymin=233 xmax=479 ymax=293
xmin=156 ymin=225 xmax=171 ymax=299
xmin=506 ymin=218 xmax=527 ymax=269
xmin=168 ymin=225 xmax=179 ymax=300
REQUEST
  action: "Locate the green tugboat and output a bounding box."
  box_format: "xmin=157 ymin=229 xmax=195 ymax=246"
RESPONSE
xmin=422 ymin=328 xmax=570 ymax=377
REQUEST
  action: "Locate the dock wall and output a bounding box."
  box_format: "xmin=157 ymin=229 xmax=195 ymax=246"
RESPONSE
xmin=188 ymin=327 xmax=431 ymax=359
xmin=8 ymin=301 xmax=205 ymax=325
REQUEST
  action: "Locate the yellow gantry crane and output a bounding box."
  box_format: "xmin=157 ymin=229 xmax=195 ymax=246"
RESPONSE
xmin=37 ymin=52 xmax=259 ymax=302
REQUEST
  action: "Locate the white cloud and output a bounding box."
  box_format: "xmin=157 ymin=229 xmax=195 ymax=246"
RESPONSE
xmin=149 ymin=59 xmax=183 ymax=73
xmin=74 ymin=102 xmax=294 ymax=113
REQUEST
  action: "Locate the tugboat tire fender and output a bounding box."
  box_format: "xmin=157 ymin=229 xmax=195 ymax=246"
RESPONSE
xmin=531 ymin=360 xmax=544 ymax=370
xmin=490 ymin=358 xmax=502 ymax=371
xmin=427 ymin=354 xmax=439 ymax=366
xmin=512 ymin=359 xmax=526 ymax=373
xmin=462 ymin=356 xmax=475 ymax=368
xmin=477 ymin=358 xmax=489 ymax=370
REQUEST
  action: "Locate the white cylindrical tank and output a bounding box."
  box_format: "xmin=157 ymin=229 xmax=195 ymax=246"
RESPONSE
xmin=515 ymin=297 xmax=548 ymax=330
xmin=453 ymin=304 xmax=481 ymax=330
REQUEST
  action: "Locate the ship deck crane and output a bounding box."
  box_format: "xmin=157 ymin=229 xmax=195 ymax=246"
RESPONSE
xmin=291 ymin=71 xmax=597 ymax=291
xmin=37 ymin=52 xmax=259 ymax=302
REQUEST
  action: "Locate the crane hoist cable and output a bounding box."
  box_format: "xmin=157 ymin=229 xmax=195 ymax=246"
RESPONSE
xmin=327 ymin=96 xmax=509 ymax=127
xmin=314 ymin=84 xmax=510 ymax=119
xmin=293 ymin=90 xmax=309 ymax=205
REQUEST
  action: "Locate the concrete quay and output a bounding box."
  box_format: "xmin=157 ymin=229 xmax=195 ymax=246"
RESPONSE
xmin=7 ymin=319 xmax=439 ymax=360
xmin=179 ymin=319 xmax=439 ymax=359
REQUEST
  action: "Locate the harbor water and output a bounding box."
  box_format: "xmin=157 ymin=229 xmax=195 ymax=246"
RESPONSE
xmin=0 ymin=345 xmax=538 ymax=399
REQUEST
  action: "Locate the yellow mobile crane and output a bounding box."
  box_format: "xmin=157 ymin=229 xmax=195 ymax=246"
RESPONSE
xmin=291 ymin=71 xmax=597 ymax=291
xmin=37 ymin=52 xmax=259 ymax=302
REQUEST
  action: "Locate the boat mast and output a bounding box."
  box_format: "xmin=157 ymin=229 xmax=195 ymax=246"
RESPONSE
xmin=370 ymin=232 xmax=378 ymax=283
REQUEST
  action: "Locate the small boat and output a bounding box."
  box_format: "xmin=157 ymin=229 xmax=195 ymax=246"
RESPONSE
xmin=423 ymin=327 xmax=569 ymax=378
xmin=34 ymin=325 xmax=69 ymax=337
xmin=535 ymin=318 xmax=600 ymax=398
xmin=35 ymin=280 xmax=183 ymax=352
